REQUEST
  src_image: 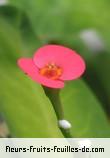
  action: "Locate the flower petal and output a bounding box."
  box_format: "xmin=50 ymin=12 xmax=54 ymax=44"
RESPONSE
xmin=17 ymin=58 xmax=64 ymax=88
xmin=33 ymin=45 xmax=86 ymax=80
xmin=59 ymin=53 xmax=86 ymax=80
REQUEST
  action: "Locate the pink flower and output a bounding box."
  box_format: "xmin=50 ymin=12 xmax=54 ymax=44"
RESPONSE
xmin=17 ymin=45 xmax=85 ymax=88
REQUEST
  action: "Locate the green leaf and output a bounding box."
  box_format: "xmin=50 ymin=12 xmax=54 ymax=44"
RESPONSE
xmin=1 ymin=1 xmax=110 ymax=138
xmin=61 ymin=80 xmax=110 ymax=137
xmin=0 ymin=19 xmax=63 ymax=137
xmin=0 ymin=5 xmax=42 ymax=54
xmin=9 ymin=0 xmax=110 ymax=42
xmin=9 ymin=0 xmax=70 ymax=41
xmin=84 ymin=53 xmax=110 ymax=116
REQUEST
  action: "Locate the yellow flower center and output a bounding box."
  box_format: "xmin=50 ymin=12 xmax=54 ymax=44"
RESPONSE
xmin=40 ymin=63 xmax=62 ymax=80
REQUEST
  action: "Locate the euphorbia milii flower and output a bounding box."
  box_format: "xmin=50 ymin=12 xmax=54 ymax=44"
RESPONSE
xmin=18 ymin=45 xmax=85 ymax=88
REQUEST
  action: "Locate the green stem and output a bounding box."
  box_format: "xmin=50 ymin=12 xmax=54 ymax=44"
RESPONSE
xmin=60 ymin=128 xmax=73 ymax=138
xmin=43 ymin=86 xmax=64 ymax=120
xmin=43 ymin=86 xmax=73 ymax=138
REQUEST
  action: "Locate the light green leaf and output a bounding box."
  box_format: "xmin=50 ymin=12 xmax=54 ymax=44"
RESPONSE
xmin=0 ymin=20 xmax=63 ymax=137
xmin=61 ymin=80 xmax=110 ymax=137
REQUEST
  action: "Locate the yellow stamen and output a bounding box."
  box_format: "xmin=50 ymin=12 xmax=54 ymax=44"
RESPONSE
xmin=40 ymin=63 xmax=62 ymax=80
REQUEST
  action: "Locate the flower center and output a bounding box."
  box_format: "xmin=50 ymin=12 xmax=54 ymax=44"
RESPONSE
xmin=39 ymin=63 xmax=62 ymax=80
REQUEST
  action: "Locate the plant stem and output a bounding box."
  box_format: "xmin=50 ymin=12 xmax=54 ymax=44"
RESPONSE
xmin=43 ymin=86 xmax=64 ymax=120
xmin=60 ymin=128 xmax=73 ymax=138
xmin=43 ymin=86 xmax=73 ymax=138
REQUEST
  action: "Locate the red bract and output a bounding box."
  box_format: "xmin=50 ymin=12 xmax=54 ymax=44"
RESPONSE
xmin=18 ymin=45 xmax=86 ymax=88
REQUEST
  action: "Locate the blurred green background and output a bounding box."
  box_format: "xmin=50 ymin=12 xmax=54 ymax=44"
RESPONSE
xmin=0 ymin=0 xmax=110 ymax=137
